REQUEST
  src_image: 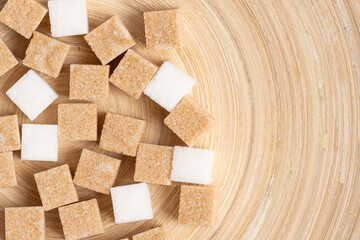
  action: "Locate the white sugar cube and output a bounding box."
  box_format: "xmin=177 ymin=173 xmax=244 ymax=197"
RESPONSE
xmin=48 ymin=0 xmax=88 ymax=37
xmin=144 ymin=61 xmax=196 ymax=112
xmin=21 ymin=124 xmax=58 ymax=161
xmin=6 ymin=70 xmax=58 ymax=121
xmin=171 ymin=146 xmax=214 ymax=185
xmin=110 ymin=183 xmax=153 ymax=224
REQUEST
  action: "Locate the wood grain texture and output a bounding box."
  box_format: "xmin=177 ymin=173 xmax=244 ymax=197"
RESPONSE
xmin=0 ymin=0 xmax=359 ymax=239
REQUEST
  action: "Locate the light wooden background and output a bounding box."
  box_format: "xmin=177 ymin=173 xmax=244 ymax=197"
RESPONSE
xmin=0 ymin=0 xmax=359 ymax=239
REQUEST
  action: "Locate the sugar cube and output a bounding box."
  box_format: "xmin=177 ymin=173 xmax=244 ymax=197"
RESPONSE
xmin=110 ymin=183 xmax=153 ymax=224
xmin=48 ymin=0 xmax=88 ymax=37
xmin=34 ymin=164 xmax=78 ymax=211
xmin=5 ymin=206 xmax=45 ymax=240
xmin=171 ymin=146 xmax=214 ymax=185
xmin=164 ymin=96 xmax=215 ymax=146
xmin=133 ymin=226 xmax=172 ymax=240
xmin=0 ymin=0 xmax=47 ymax=39
xmin=59 ymin=199 xmax=104 ymax=240
xmin=0 ymin=115 xmax=21 ymax=152
xmin=178 ymin=185 xmax=217 ymax=226
xmin=134 ymin=143 xmax=173 ymax=185
xmin=21 ymin=124 xmax=58 ymax=161
xmin=144 ymin=61 xmax=196 ymax=112
xmin=84 ymin=16 xmax=135 ymax=65
xmin=0 ymin=38 xmax=18 ymax=77
xmin=144 ymin=9 xmax=183 ymax=49
xmin=73 ymin=149 xmax=121 ymax=194
xmin=23 ymin=32 xmax=70 ymax=78
xmin=99 ymin=112 xmax=146 ymax=157
xmin=0 ymin=152 xmax=17 ymax=188
xmin=109 ymin=49 xmax=158 ymax=99
xmin=6 ymin=70 xmax=58 ymax=121
xmin=69 ymin=64 xmax=110 ymax=101
xmin=58 ymin=103 xmax=97 ymax=141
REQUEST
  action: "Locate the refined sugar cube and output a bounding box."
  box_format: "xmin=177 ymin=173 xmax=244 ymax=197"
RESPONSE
xmin=6 ymin=70 xmax=58 ymax=121
xmin=144 ymin=9 xmax=183 ymax=49
xmin=5 ymin=206 xmax=45 ymax=240
xmin=48 ymin=0 xmax=88 ymax=37
xmin=0 ymin=115 xmax=21 ymax=152
xmin=134 ymin=143 xmax=173 ymax=185
xmin=99 ymin=112 xmax=146 ymax=157
xmin=21 ymin=124 xmax=58 ymax=161
xmin=0 ymin=0 xmax=47 ymax=39
xmin=59 ymin=199 xmax=104 ymax=240
xmin=164 ymin=96 xmax=215 ymax=146
xmin=73 ymin=149 xmax=121 ymax=194
xmin=133 ymin=226 xmax=172 ymax=240
xmin=58 ymin=103 xmax=97 ymax=141
xmin=178 ymin=185 xmax=217 ymax=226
xmin=171 ymin=146 xmax=214 ymax=185
xmin=0 ymin=152 xmax=17 ymax=188
xmin=110 ymin=183 xmax=153 ymax=224
xmin=23 ymin=32 xmax=70 ymax=78
xmin=69 ymin=64 xmax=110 ymax=101
xmin=84 ymin=16 xmax=135 ymax=65
xmin=34 ymin=164 xmax=78 ymax=211
xmin=0 ymin=38 xmax=18 ymax=77
xmin=144 ymin=61 xmax=196 ymax=112
xmin=109 ymin=49 xmax=158 ymax=99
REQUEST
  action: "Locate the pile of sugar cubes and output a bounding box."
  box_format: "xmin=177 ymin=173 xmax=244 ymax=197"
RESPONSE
xmin=0 ymin=0 xmax=217 ymax=239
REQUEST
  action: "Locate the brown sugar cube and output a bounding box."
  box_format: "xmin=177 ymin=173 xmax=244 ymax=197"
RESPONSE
xmin=0 ymin=38 xmax=18 ymax=77
xmin=5 ymin=206 xmax=45 ymax=240
xmin=133 ymin=226 xmax=172 ymax=240
xmin=164 ymin=96 xmax=215 ymax=147
xmin=144 ymin=9 xmax=183 ymax=49
xmin=0 ymin=115 xmax=21 ymax=152
xmin=73 ymin=149 xmax=121 ymax=194
xmin=109 ymin=49 xmax=158 ymax=99
xmin=99 ymin=112 xmax=146 ymax=157
xmin=134 ymin=143 xmax=173 ymax=185
xmin=23 ymin=32 xmax=70 ymax=78
xmin=69 ymin=64 xmax=110 ymax=101
xmin=58 ymin=103 xmax=97 ymax=141
xmin=0 ymin=0 xmax=47 ymax=39
xmin=59 ymin=199 xmax=104 ymax=240
xmin=178 ymin=185 xmax=218 ymax=226
xmin=84 ymin=16 xmax=135 ymax=65
xmin=0 ymin=152 xmax=17 ymax=188
xmin=34 ymin=164 xmax=78 ymax=211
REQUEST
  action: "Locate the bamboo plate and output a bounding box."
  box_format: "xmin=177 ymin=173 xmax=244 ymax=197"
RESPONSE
xmin=0 ymin=0 xmax=359 ymax=239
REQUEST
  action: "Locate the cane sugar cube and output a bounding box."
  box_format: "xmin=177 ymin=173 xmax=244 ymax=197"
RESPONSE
xmin=73 ymin=149 xmax=121 ymax=194
xmin=110 ymin=183 xmax=153 ymax=224
xmin=144 ymin=61 xmax=196 ymax=112
xmin=0 ymin=152 xmax=17 ymax=188
xmin=6 ymin=70 xmax=58 ymax=121
xmin=171 ymin=146 xmax=214 ymax=185
xmin=21 ymin=124 xmax=58 ymax=161
xmin=59 ymin=199 xmax=104 ymax=240
xmin=84 ymin=16 xmax=135 ymax=65
xmin=5 ymin=206 xmax=45 ymax=240
xmin=133 ymin=226 xmax=172 ymax=240
xmin=134 ymin=143 xmax=173 ymax=185
xmin=0 ymin=0 xmax=47 ymax=39
xmin=23 ymin=32 xmax=70 ymax=78
xmin=178 ymin=185 xmax=217 ymax=226
xmin=34 ymin=164 xmax=78 ymax=211
xmin=99 ymin=113 xmax=146 ymax=157
xmin=69 ymin=64 xmax=110 ymax=101
xmin=0 ymin=38 xmax=18 ymax=77
xmin=48 ymin=0 xmax=88 ymax=37
xmin=144 ymin=9 xmax=183 ymax=49
xmin=0 ymin=115 xmax=20 ymax=152
xmin=164 ymin=96 xmax=215 ymax=146
xmin=58 ymin=103 xmax=97 ymax=141
xmin=110 ymin=49 xmax=158 ymax=99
